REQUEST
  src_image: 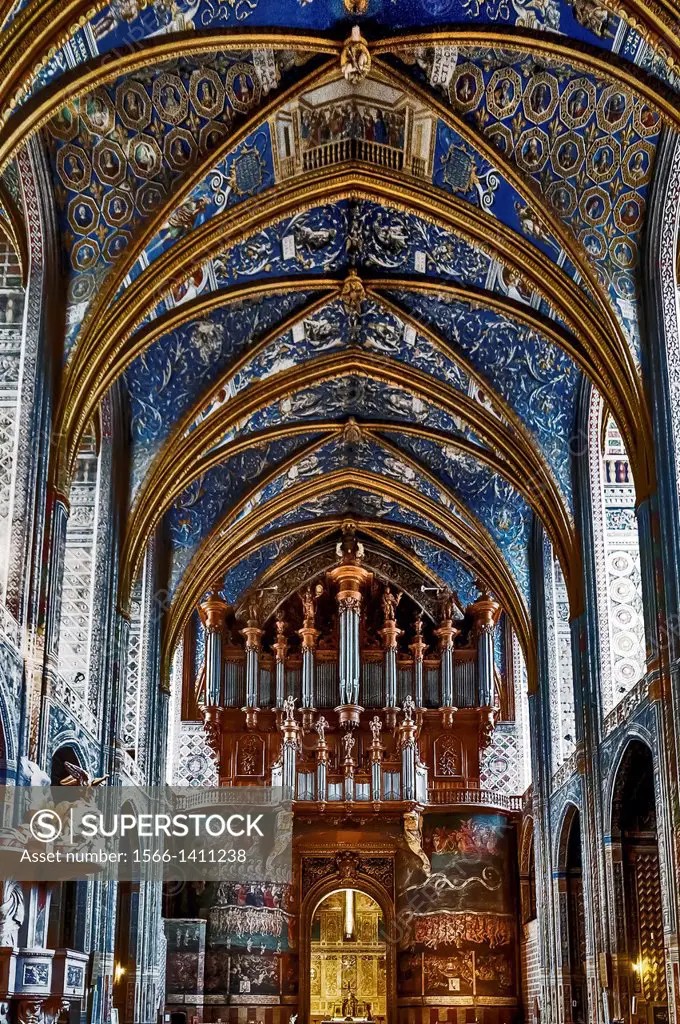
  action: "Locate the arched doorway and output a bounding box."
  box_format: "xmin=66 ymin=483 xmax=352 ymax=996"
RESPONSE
xmin=309 ymin=889 xmax=387 ymax=1023
xmin=557 ymin=807 xmax=588 ymax=1024
xmin=611 ymin=740 xmax=667 ymax=1024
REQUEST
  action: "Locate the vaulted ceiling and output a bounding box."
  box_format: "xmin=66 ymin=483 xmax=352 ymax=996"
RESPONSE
xmin=1 ymin=0 xmax=674 ymax=687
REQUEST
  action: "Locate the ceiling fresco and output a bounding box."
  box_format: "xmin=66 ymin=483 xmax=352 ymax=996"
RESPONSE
xmin=388 ymin=289 xmax=580 ymax=499
xmin=164 ymin=431 xmax=329 ymax=588
xmin=127 ymin=77 xmax=576 ymax=285
xmin=45 ymin=49 xmax=307 ymax=347
xmin=392 ymin=45 xmax=661 ymax=350
xmin=124 ymin=288 xmax=314 ymax=490
xmin=12 ymin=0 xmax=670 ymax=658
xmin=8 ymin=0 xmax=677 ymax=109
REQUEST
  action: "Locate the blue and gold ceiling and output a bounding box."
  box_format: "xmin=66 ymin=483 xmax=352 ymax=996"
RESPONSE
xmin=5 ymin=0 xmax=673 ymax=679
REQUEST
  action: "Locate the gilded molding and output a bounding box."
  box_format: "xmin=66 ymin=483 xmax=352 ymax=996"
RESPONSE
xmin=372 ymin=60 xmax=626 ymax=362
xmin=376 ymin=29 xmax=680 ymax=93
xmin=54 ymin=168 xmax=648 ymax=493
xmin=372 ymin=278 xmax=638 ymax=467
xmin=163 ymin=472 xmax=534 ymax=683
xmin=0 ymin=24 xmax=678 ymax=169
xmin=119 ymin=353 xmax=578 ymax=612
xmin=0 ymin=173 xmax=27 ymax=285
xmin=0 ymin=30 xmax=340 ymax=154
xmin=66 ymin=59 xmax=339 ymax=370
xmin=119 ymin=422 xmax=343 ymax=606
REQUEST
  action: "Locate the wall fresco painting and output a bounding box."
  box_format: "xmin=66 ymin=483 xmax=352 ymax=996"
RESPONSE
xmin=397 ymin=812 xmax=517 ymax=1001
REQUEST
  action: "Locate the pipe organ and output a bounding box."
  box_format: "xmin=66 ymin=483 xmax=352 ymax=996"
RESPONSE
xmin=195 ymin=532 xmax=504 ymax=804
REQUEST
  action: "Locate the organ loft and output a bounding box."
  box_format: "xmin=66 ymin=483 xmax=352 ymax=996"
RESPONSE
xmin=164 ymin=524 xmax=523 ymax=1024
xmin=2 ymin=2 xmax=680 ymax=1023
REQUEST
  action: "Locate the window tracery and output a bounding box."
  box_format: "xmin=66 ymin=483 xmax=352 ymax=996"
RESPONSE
xmin=0 ymin=241 xmax=24 ymax=601
xmin=57 ymin=422 xmax=99 ymax=696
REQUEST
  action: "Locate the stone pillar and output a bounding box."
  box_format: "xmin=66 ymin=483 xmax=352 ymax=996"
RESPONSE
xmin=281 ymin=698 xmax=300 ymax=798
xmin=398 ymin=697 xmax=418 ymax=802
xmin=272 ymin=613 xmax=287 ymax=709
xmin=105 ymin=609 xmax=131 ymax=780
xmin=34 ymin=493 xmax=69 ymax=764
xmin=410 ymin=613 xmax=428 ymax=708
xmin=241 ymin=611 xmax=262 ymax=729
xmin=469 ymin=592 xmax=500 ymax=707
xmin=327 ymin=529 xmax=372 ymax=710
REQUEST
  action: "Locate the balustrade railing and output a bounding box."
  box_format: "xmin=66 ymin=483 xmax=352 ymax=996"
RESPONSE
xmin=301 ymin=138 xmax=404 ymax=173
xmin=603 ymin=675 xmax=648 ymax=736
xmin=428 ymin=786 xmax=522 ymax=812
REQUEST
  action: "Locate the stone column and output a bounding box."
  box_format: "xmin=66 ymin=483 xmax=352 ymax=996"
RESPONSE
xmin=410 ymin=613 xmax=428 ymax=708
xmin=398 ymin=697 xmax=418 ymax=801
xmin=369 ymin=717 xmax=384 ymax=801
xmin=469 ymin=592 xmax=500 ymax=708
xmin=34 ymin=492 xmax=69 ymax=764
xmin=272 ymin=613 xmax=288 ymax=709
xmin=241 ymin=610 xmax=262 ymax=729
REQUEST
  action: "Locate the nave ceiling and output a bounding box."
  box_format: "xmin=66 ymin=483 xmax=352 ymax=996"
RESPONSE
xmin=0 ymin=0 xmax=673 ymax=691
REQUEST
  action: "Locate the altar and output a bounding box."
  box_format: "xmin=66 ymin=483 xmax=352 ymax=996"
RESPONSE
xmin=310 ymin=889 xmax=386 ymax=1022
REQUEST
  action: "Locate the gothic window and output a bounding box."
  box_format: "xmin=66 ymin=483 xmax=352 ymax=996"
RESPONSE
xmin=57 ymin=422 xmax=100 ymax=696
xmin=590 ymin=396 xmax=646 ymax=715
xmin=0 ymin=241 xmax=24 ymax=600
xmin=123 ymin=577 xmax=143 ymax=755
xmin=545 ymin=540 xmax=576 ymax=772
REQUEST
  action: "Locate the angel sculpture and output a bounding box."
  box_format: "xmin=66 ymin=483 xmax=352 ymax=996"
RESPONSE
xmin=369 ymin=716 xmax=383 ymax=744
xmin=342 ymin=731 xmax=356 ymax=760
xmin=439 ymin=589 xmax=456 ymax=622
xmin=402 ymin=695 xmax=416 ymax=722
xmin=381 ymin=585 xmax=402 ymax=622
xmin=314 ymin=716 xmax=329 ymax=744
xmin=61 ymin=761 xmax=107 ymax=787
xmin=301 ymin=586 xmax=315 ymax=625
xmin=282 ymin=695 xmax=297 ymax=723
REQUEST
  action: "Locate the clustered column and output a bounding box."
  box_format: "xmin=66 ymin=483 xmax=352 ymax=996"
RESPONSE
xmin=280 ymin=697 xmax=300 ymax=797
xmin=327 ymin=530 xmax=372 ymax=715
xmin=369 ymin=716 xmax=384 ymax=801
xmin=398 ymin=696 xmax=418 ymax=801
xmin=381 ymin=585 xmax=403 ymax=720
xmin=315 ymin=716 xmax=329 ymax=802
xmin=299 ymin=585 xmax=320 ymax=729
